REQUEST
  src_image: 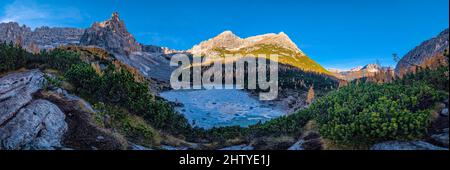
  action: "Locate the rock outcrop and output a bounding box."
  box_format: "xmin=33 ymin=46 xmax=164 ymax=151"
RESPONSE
xmin=395 ymin=29 xmax=449 ymax=76
xmin=288 ymin=132 xmax=323 ymax=150
xmin=431 ymin=128 xmax=449 ymax=147
xmin=0 ymin=22 xmax=84 ymax=51
xmin=79 ymin=12 xmax=179 ymax=82
xmin=0 ymin=100 xmax=67 ymax=150
xmin=79 ymin=12 xmax=142 ymax=55
xmin=0 ymin=70 xmax=127 ymax=150
xmin=0 ymin=70 xmax=67 ymax=149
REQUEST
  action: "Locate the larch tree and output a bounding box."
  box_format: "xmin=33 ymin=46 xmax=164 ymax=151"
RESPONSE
xmin=306 ymin=85 xmax=315 ymax=104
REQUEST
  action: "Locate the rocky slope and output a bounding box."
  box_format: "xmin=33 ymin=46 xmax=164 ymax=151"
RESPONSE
xmin=395 ymin=28 xmax=449 ymax=76
xmin=189 ymin=31 xmax=330 ymax=75
xmin=0 ymin=70 xmax=66 ymax=149
xmin=0 ymin=22 xmax=84 ymax=52
xmin=0 ymin=70 xmax=128 ymax=150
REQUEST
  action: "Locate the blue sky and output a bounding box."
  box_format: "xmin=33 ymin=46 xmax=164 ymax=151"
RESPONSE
xmin=0 ymin=0 xmax=448 ymax=70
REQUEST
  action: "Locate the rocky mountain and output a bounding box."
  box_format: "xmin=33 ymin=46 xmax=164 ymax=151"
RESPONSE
xmin=0 ymin=22 xmax=84 ymax=52
xmin=77 ymin=12 xmax=183 ymax=82
xmin=190 ymin=31 xmax=301 ymax=55
xmin=189 ymin=31 xmax=329 ymax=74
xmin=79 ymin=12 xmax=142 ymax=55
xmin=395 ymin=29 xmax=449 ymax=76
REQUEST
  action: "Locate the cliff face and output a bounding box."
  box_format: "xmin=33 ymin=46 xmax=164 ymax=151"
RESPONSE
xmin=79 ymin=12 xmax=142 ymax=55
xmin=0 ymin=22 xmax=84 ymax=51
xmin=395 ymin=29 xmax=449 ymax=76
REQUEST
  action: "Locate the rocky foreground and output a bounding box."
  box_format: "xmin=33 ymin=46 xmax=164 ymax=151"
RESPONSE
xmin=0 ymin=70 xmax=129 ymax=150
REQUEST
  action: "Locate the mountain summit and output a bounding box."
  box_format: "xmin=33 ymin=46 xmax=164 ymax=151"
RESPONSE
xmin=189 ymin=31 xmax=328 ymax=74
xmin=190 ymin=31 xmax=301 ymax=56
xmin=80 ymin=12 xmax=142 ymax=55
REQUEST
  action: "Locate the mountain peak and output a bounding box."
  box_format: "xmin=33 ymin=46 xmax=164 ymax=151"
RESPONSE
xmin=80 ymin=12 xmax=142 ymax=55
xmin=219 ymin=30 xmax=235 ymax=36
xmin=111 ymin=12 xmax=120 ymax=21
xmin=191 ymin=31 xmax=302 ymax=55
xmin=278 ymin=31 xmax=287 ymax=37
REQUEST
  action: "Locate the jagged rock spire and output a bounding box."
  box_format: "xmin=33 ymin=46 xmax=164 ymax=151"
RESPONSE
xmin=80 ymin=12 xmax=142 ymax=55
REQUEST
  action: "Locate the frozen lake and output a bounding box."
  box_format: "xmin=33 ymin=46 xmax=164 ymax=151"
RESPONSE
xmin=160 ymin=89 xmax=286 ymax=129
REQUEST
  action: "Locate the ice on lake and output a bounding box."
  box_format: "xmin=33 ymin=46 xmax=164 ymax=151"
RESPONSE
xmin=160 ymin=89 xmax=286 ymax=129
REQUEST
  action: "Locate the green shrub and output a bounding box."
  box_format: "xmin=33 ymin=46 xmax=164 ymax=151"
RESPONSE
xmin=313 ymin=82 xmax=438 ymax=145
xmin=0 ymin=42 xmax=30 ymax=74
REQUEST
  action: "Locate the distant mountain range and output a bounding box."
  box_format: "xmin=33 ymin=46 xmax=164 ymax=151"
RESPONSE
xmin=0 ymin=12 xmax=332 ymax=78
xmin=329 ymin=64 xmax=394 ymax=81
xmin=0 ymin=22 xmax=84 ymax=52
xmin=1 ymin=12 xmax=447 ymax=82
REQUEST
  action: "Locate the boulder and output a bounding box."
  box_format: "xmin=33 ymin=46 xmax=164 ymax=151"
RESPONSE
xmin=1 ymin=70 xmax=68 ymax=150
xmin=431 ymin=128 xmax=449 ymax=147
xmin=288 ymin=132 xmax=323 ymax=150
xmin=441 ymin=108 xmax=448 ymax=117
xmin=288 ymin=140 xmax=304 ymax=150
xmin=0 ymin=70 xmax=45 ymax=125
xmin=1 ymin=70 xmax=127 ymax=150
xmin=0 ymin=100 xmax=67 ymax=150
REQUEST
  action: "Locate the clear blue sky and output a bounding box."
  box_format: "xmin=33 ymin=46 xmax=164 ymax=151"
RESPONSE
xmin=1 ymin=0 xmax=448 ymax=70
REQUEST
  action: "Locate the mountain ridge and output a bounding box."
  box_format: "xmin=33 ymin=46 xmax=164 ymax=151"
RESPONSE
xmin=0 ymin=22 xmax=84 ymax=52
xmin=189 ymin=30 xmax=329 ymax=75
xmin=395 ymin=28 xmax=449 ymax=76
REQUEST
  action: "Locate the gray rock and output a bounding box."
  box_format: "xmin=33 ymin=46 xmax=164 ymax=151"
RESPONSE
xmin=0 ymin=70 xmax=45 ymax=126
xmin=128 ymin=143 xmax=152 ymax=150
xmin=288 ymin=140 xmax=304 ymax=150
xmin=96 ymin=136 xmax=105 ymax=141
xmin=288 ymin=133 xmax=323 ymax=150
xmin=371 ymin=141 xmax=448 ymax=150
xmin=219 ymin=144 xmax=254 ymax=150
xmin=431 ymin=128 xmax=449 ymax=147
xmin=0 ymin=22 xmax=84 ymax=51
xmin=79 ymin=12 xmax=141 ymax=55
xmin=0 ymin=100 xmax=67 ymax=150
xmin=441 ymin=108 xmax=448 ymax=117
xmin=1 ymin=70 xmax=68 ymax=150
